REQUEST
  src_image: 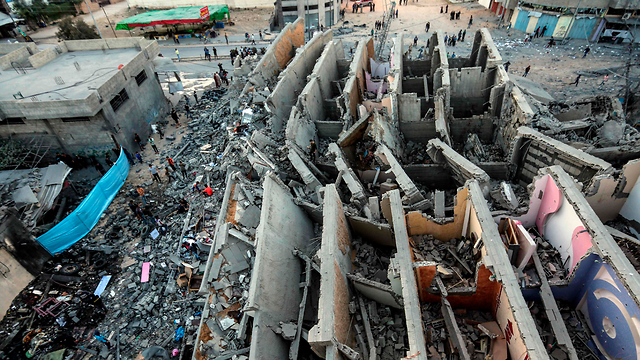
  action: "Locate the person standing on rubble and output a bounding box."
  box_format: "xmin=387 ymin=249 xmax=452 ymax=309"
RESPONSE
xmin=93 ymin=331 xmax=112 ymax=350
xmin=185 ymin=104 xmax=192 ymax=120
xmin=179 ymin=162 xmax=188 ymax=178
xmin=583 ymin=46 xmax=591 ymax=58
xmin=148 ymin=136 xmax=159 ymax=154
xmin=135 ymin=152 xmax=143 ymax=164
xmin=134 ymin=133 xmax=144 ymax=151
xmin=137 ymin=186 xmax=148 ymax=204
xmin=105 ymin=154 xmax=113 ymax=168
xmin=171 ymin=108 xmax=181 ymax=127
xmin=202 ymin=185 xmax=213 ymax=197
xmin=136 ymin=204 xmax=151 ymax=224
xmin=149 ymin=164 xmax=162 ymax=182
xmin=193 ymin=91 xmax=198 ymax=105
xmin=128 ymin=200 xmax=137 ymax=217
xmin=164 ymin=167 xmax=174 ymax=182
xmin=166 ymin=156 xmax=178 ymax=172
xmin=152 ymin=123 xmax=164 ymax=139
xmin=504 ymin=61 xmax=511 ymax=72
xmin=308 ymin=139 xmax=319 ymax=162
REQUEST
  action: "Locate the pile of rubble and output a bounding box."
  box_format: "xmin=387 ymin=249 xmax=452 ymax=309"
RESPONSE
xmin=422 ymin=302 xmax=503 ymax=360
xmin=351 ymin=295 xmax=409 ymax=360
xmin=352 ymin=237 xmax=394 ymax=284
xmin=412 ymin=235 xmax=478 ymax=288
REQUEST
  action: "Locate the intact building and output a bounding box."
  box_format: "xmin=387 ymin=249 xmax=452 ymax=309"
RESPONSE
xmin=0 ymin=38 xmax=169 ymax=154
xmin=272 ymin=0 xmax=340 ymax=30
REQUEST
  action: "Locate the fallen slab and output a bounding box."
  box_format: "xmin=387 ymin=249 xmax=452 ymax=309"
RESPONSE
xmin=309 ymin=184 xmax=354 ymax=358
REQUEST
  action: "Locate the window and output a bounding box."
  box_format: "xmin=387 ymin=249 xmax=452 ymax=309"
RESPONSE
xmin=110 ymin=88 xmax=129 ymax=112
xmin=0 ymin=117 xmax=25 ymax=125
xmin=62 ymin=117 xmax=90 ymax=122
xmin=135 ymin=70 xmax=148 ymax=86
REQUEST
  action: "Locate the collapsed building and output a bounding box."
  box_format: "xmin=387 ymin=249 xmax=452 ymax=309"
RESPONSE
xmin=181 ymin=16 xmax=640 ymax=360
xmin=3 ymin=16 xmax=640 ymax=360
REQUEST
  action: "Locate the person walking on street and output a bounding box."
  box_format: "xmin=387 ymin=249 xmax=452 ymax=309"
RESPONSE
xmin=462 ymin=29 xmax=466 ymax=41
xmin=458 ymin=29 xmax=462 ymax=41
xmin=166 ymin=156 xmax=177 ymax=171
xmin=93 ymin=331 xmax=112 ymax=350
xmin=179 ymin=162 xmax=188 ymax=178
xmin=456 ymin=11 xmax=461 ymax=20
xmin=171 ymin=108 xmax=181 ymax=127
xmin=445 ymin=4 xmax=448 ymax=12
xmin=468 ymin=15 xmax=473 ymax=28
xmin=259 ymin=30 xmax=262 ymax=40
xmin=137 ymin=186 xmax=147 ymax=204
xmin=185 ymin=104 xmax=192 ymax=120
xmin=583 ymin=46 xmax=591 ymax=58
xmin=426 ymin=22 xmax=430 ymax=32
xmin=204 ymin=47 xmax=211 ymax=61
xmin=440 ymin=6 xmax=443 ymax=13
xmin=600 ymin=74 xmax=609 ymax=86
xmin=149 ymin=164 xmax=161 ymax=182
xmin=175 ymin=48 xmax=180 ymax=61
xmin=523 ymin=65 xmax=531 ymax=77
xmin=212 ymin=46 xmax=217 ymax=59
xmin=414 ymin=36 xmax=418 ymax=46
xmin=135 ymin=152 xmax=143 ymax=164
xmin=148 ymin=136 xmax=159 ymax=154
xmin=225 ymin=32 xmax=229 ymax=44
xmin=571 ymin=74 xmax=581 ymax=86
xmin=134 ymin=133 xmax=144 ymax=151
xmin=251 ymin=34 xmax=256 ymax=45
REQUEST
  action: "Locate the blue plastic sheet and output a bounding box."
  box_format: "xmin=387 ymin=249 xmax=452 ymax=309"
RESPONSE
xmin=37 ymin=149 xmax=130 ymax=255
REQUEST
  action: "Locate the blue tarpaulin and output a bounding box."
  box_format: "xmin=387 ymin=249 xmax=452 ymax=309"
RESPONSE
xmin=36 ymin=149 xmax=130 ymax=255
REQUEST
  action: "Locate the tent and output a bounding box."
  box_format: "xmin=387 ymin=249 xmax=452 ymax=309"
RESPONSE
xmin=115 ymin=5 xmax=230 ymax=30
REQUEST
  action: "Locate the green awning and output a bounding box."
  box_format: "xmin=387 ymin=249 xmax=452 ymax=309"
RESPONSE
xmin=115 ymin=5 xmax=229 ymax=31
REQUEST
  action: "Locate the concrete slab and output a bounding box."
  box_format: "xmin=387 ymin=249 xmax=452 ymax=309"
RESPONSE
xmin=309 ymin=184 xmax=353 ymax=358
xmin=245 ymin=172 xmax=315 ymax=360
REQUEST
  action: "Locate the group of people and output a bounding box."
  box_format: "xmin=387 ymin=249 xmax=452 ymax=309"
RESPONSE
xmin=203 ymin=46 xmax=218 ymax=61
xmin=230 ymin=47 xmax=257 ymax=64
xmin=374 ymin=20 xmax=385 ymax=31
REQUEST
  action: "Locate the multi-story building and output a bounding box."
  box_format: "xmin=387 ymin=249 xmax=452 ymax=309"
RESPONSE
xmin=272 ymin=0 xmax=340 ymax=30
xmin=479 ymin=0 xmax=640 ymax=42
xmin=0 ymin=38 xmax=169 ymax=155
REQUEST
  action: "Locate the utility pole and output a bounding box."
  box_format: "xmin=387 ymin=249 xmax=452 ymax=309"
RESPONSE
xmin=101 ymin=6 xmax=117 ymax=38
xmin=561 ymin=0 xmax=583 ymax=43
xmin=84 ymin=0 xmax=103 ymax=39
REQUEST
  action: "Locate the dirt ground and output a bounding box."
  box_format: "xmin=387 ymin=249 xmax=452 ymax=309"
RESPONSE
xmin=336 ymin=0 xmax=637 ymax=102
